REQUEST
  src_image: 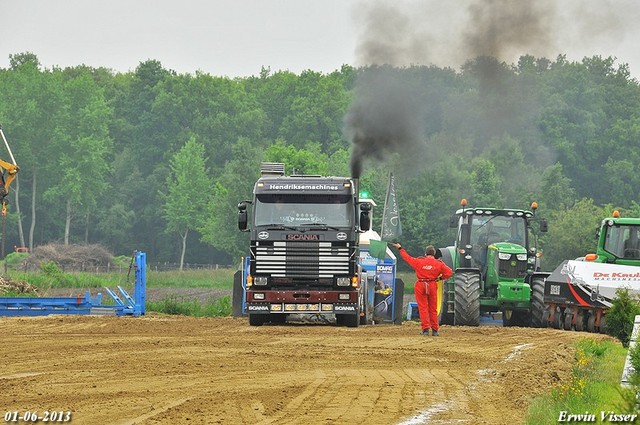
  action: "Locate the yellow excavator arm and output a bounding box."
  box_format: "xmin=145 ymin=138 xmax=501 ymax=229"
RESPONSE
xmin=0 ymin=126 xmax=20 ymax=216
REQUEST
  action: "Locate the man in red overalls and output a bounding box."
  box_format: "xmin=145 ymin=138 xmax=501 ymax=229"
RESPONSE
xmin=390 ymin=243 xmax=453 ymax=336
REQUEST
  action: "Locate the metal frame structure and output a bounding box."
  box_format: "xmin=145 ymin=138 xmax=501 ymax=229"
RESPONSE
xmin=0 ymin=251 xmax=146 ymax=317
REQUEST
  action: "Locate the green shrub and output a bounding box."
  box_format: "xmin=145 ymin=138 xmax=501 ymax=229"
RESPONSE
xmin=607 ymin=287 xmax=640 ymax=347
xmin=2 ymin=252 xmax=29 ymax=270
xmin=41 ymin=261 xmax=63 ymax=277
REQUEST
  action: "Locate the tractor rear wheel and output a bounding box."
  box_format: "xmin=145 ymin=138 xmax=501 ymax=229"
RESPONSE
xmin=530 ymin=276 xmax=547 ymax=328
xmin=454 ymin=271 xmax=480 ymax=326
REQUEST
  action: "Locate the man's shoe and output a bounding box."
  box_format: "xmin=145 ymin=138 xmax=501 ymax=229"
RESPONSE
xmin=431 ymin=330 xmax=440 ymax=337
xmin=421 ymin=329 xmax=430 ymax=336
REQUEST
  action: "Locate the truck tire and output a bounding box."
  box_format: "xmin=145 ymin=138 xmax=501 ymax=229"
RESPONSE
xmin=248 ymin=313 xmax=266 ymax=326
xmin=270 ymin=314 xmax=287 ymax=325
xmin=339 ymin=314 xmax=359 ymax=328
xmin=454 ymin=271 xmax=480 ymax=326
xmin=530 ymin=276 xmax=547 ymax=328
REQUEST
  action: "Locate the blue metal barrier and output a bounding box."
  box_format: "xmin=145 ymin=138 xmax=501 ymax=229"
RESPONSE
xmin=0 ymin=251 xmax=146 ymax=317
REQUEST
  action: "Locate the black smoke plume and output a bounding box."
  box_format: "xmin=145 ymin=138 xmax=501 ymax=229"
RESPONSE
xmin=344 ymin=68 xmax=424 ymax=179
xmin=346 ymin=1 xmax=634 ymax=177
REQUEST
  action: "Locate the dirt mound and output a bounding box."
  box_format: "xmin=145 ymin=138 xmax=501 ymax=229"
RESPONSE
xmin=24 ymin=243 xmax=114 ymax=270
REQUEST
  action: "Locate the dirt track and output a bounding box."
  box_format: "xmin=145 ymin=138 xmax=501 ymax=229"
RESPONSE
xmin=0 ymin=315 xmax=609 ymax=425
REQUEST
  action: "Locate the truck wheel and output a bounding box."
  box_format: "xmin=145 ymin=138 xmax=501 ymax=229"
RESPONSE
xmin=270 ymin=314 xmax=286 ymax=325
xmin=340 ymin=314 xmax=359 ymax=328
xmin=530 ymin=276 xmax=547 ymax=328
xmin=249 ymin=314 xmax=266 ymax=326
xmin=454 ymin=271 xmax=480 ymax=326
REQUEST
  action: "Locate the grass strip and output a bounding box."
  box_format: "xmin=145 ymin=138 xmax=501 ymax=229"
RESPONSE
xmin=525 ymin=338 xmax=637 ymax=424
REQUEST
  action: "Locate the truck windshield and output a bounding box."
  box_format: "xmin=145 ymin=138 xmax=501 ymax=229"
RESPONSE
xmin=254 ymin=194 xmax=354 ymax=228
xmin=604 ymin=224 xmax=640 ymax=259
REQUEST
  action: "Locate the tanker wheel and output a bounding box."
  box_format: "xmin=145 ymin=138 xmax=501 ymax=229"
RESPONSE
xmin=587 ymin=313 xmax=596 ymax=332
xmin=553 ymin=308 xmax=563 ymax=329
xmin=530 ymin=276 xmax=547 ymax=328
xmin=248 ymin=313 xmax=266 ymax=326
xmin=575 ymin=312 xmax=585 ymax=332
xmin=541 ymin=309 xmax=550 ymax=328
xmin=599 ymin=316 xmax=608 ymax=334
xmin=564 ymin=312 xmax=574 ymax=331
xmin=454 ymin=271 xmax=481 ymax=326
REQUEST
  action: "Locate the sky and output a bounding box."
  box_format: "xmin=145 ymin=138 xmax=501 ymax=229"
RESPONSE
xmin=0 ymin=0 xmax=639 ymax=79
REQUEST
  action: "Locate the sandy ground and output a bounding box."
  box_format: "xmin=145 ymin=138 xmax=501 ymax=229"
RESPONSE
xmin=0 ymin=314 xmax=610 ymax=425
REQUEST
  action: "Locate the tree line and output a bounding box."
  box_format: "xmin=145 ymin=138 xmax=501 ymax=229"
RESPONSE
xmin=1 ymin=52 xmax=639 ymax=271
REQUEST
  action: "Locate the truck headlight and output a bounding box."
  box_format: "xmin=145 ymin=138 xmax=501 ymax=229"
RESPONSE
xmin=498 ymin=252 xmax=511 ymax=260
xmin=336 ymin=277 xmax=350 ymax=286
xmin=254 ymin=276 xmax=268 ymax=286
xmin=516 ymin=254 xmax=527 ymax=261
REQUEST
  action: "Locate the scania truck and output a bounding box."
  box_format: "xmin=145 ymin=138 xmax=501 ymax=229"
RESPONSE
xmin=236 ymin=163 xmax=371 ymax=327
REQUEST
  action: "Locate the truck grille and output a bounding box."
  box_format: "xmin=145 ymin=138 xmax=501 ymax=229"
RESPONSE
xmin=254 ymin=241 xmax=351 ymax=279
xmin=498 ymin=257 xmax=527 ymax=278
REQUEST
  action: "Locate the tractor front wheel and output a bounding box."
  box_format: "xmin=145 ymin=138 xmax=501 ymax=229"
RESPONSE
xmin=454 ymin=271 xmax=481 ymax=326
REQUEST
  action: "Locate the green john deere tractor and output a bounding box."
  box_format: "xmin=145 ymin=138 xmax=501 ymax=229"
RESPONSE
xmin=438 ymin=199 xmax=548 ymax=327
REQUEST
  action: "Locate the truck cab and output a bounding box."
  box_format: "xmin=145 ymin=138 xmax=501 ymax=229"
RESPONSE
xmin=236 ymin=163 xmax=371 ymax=327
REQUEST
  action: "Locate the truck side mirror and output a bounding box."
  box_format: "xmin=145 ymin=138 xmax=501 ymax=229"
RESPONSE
xmin=539 ymin=219 xmax=548 ymax=233
xmin=359 ymin=202 xmax=371 ymax=231
xmin=238 ymin=202 xmax=248 ymax=231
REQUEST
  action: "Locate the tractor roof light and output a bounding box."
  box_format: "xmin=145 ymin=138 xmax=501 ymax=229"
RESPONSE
xmin=531 ymin=202 xmax=539 ymax=211
xmin=613 ymin=210 xmax=621 ymax=218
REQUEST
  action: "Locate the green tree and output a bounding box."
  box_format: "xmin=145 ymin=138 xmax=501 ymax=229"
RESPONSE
xmin=163 ymin=137 xmax=212 ymax=270
xmin=44 ymin=69 xmax=112 ymax=244
xmin=0 ymin=53 xmax=62 ymax=250
xmin=541 ymin=198 xmax=606 ymax=270
xmin=201 ymin=137 xmax=263 ymax=262
xmin=264 ymin=141 xmax=329 ymax=175
xmin=469 ymin=158 xmax=501 ymax=207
